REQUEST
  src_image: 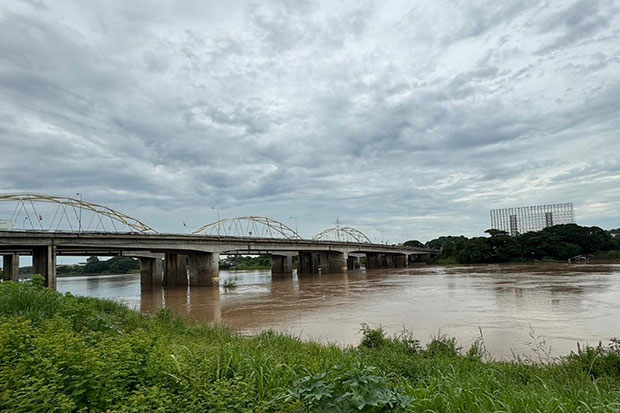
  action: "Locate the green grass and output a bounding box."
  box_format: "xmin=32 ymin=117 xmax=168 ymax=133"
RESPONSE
xmin=1 ymin=278 xmax=620 ymax=412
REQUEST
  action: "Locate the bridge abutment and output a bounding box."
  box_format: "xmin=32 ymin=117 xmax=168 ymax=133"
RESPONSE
xmin=2 ymin=253 xmax=19 ymax=282
xmin=164 ymin=253 xmax=188 ymax=286
xmin=33 ymin=246 xmax=56 ymax=289
xmin=188 ymin=252 xmax=219 ymax=286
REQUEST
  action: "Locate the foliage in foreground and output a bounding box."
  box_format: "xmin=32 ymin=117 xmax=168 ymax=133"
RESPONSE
xmin=1 ymin=280 xmax=620 ymax=412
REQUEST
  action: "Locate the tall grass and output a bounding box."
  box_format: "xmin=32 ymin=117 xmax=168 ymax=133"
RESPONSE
xmin=1 ymin=280 xmax=619 ymax=411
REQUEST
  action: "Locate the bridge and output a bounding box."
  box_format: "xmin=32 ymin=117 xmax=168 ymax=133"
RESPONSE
xmin=0 ymin=194 xmax=437 ymax=289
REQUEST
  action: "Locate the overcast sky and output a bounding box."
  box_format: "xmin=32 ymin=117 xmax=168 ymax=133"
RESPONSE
xmin=0 ymin=0 xmax=619 ymax=243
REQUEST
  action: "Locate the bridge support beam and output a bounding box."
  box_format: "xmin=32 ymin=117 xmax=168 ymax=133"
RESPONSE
xmin=140 ymin=257 xmax=163 ymax=287
xmin=298 ymin=252 xmax=319 ymax=274
xmin=164 ymin=253 xmax=187 ymax=286
xmin=188 ymin=252 xmax=219 ymax=286
xmin=271 ymin=255 xmax=293 ymax=276
xmin=32 ymin=246 xmax=56 ymax=289
xmin=2 ymin=253 xmax=19 ymax=282
xmin=394 ymin=254 xmax=407 ymax=268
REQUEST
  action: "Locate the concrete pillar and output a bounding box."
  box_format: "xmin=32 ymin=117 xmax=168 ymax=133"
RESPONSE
xmin=347 ymin=256 xmax=359 ymax=270
xmin=140 ymin=257 xmax=163 ymax=287
xmin=164 ymin=253 xmax=188 ymax=286
xmin=317 ymin=252 xmax=328 ymax=273
xmin=2 ymin=254 xmax=20 ymax=282
xmin=188 ymin=252 xmax=219 ymax=286
xmin=298 ymin=252 xmax=318 ymax=274
xmin=32 ymin=246 xmax=56 ymax=289
xmin=366 ymin=253 xmax=379 ymax=269
xmin=378 ymin=254 xmax=387 ymax=268
xmin=327 ymin=251 xmax=347 ymax=273
xmin=271 ymin=255 xmax=293 ymax=276
xmin=394 ymin=254 xmax=407 ymax=268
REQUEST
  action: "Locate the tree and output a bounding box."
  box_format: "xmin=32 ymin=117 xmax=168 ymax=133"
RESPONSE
xmin=458 ymin=237 xmax=494 ymax=263
xmin=86 ymin=256 xmax=99 ymax=264
xmin=485 ymin=229 xmax=509 ymax=237
xmin=488 ymin=234 xmax=521 ymax=262
xmin=403 ymin=240 xmax=424 ymax=248
xmin=108 ymin=257 xmax=139 ymax=274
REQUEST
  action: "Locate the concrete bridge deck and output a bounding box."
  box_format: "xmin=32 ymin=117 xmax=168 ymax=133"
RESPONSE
xmin=0 ymin=231 xmax=438 ymax=289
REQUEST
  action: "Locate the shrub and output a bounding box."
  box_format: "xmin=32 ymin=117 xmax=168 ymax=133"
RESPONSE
xmin=359 ymin=324 xmax=387 ymax=349
xmin=565 ymin=338 xmax=620 ymax=380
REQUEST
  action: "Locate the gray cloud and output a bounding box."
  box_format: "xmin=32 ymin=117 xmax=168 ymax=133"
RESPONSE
xmin=0 ymin=0 xmax=619 ymax=241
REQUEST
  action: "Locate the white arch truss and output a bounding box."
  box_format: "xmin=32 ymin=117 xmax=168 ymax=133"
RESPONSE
xmin=0 ymin=193 xmax=157 ymax=233
xmin=193 ymin=216 xmax=302 ymax=239
xmin=312 ymin=226 xmax=372 ymax=243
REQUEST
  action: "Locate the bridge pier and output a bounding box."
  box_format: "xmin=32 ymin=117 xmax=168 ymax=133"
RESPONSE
xmin=366 ymin=253 xmax=379 ymax=269
xmin=188 ymin=252 xmax=219 ymax=286
xmin=394 ymin=254 xmax=407 ymax=268
xmin=164 ymin=253 xmax=187 ymax=286
xmin=2 ymin=253 xmax=20 ymax=282
xmin=139 ymin=257 xmax=163 ymax=287
xmin=327 ymin=251 xmax=347 ymax=273
xmin=347 ymin=255 xmax=360 ymax=270
xmin=315 ymin=251 xmax=347 ymax=274
xmin=33 ymin=246 xmax=56 ymax=289
xmin=271 ymin=254 xmax=294 ymax=276
xmin=298 ymin=252 xmax=319 ymax=274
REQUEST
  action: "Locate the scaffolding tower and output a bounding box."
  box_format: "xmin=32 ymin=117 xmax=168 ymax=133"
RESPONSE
xmin=490 ymin=203 xmax=574 ymax=236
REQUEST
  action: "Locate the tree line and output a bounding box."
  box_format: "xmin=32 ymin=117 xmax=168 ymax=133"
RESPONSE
xmin=57 ymin=256 xmax=140 ymax=276
xmin=405 ymin=224 xmax=620 ymax=264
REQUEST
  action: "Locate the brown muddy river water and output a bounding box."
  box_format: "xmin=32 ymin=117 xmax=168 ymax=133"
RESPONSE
xmin=57 ymin=263 xmax=620 ymax=359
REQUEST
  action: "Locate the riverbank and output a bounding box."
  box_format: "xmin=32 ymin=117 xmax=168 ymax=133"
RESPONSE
xmin=1 ymin=279 xmax=619 ymax=411
xmin=227 ymin=264 xmax=272 ymax=270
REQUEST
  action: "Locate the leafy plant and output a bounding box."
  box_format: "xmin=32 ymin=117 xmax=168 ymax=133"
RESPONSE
xmin=279 ymin=363 xmax=412 ymax=412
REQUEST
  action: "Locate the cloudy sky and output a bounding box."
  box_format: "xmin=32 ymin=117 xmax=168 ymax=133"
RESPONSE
xmin=0 ymin=0 xmax=619 ymax=242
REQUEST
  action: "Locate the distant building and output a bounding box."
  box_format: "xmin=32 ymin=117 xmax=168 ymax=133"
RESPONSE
xmin=490 ymin=203 xmax=574 ymax=236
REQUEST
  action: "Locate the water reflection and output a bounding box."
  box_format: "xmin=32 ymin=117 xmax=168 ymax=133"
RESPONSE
xmin=140 ymin=287 xmax=223 ymax=324
xmin=56 ymin=263 xmax=620 ymax=358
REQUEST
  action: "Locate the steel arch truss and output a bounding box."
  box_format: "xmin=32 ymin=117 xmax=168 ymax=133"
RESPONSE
xmin=193 ymin=216 xmax=302 ymax=240
xmin=0 ymin=193 xmax=157 ymax=233
xmin=312 ymin=227 xmax=372 ymax=243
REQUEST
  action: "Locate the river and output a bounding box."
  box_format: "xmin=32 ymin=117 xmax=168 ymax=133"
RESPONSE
xmin=57 ymin=263 xmax=620 ymax=359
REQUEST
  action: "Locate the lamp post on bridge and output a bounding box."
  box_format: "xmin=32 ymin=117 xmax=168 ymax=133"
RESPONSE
xmin=211 ymin=206 xmax=220 ymax=237
xmin=76 ymin=192 xmax=82 ymax=235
